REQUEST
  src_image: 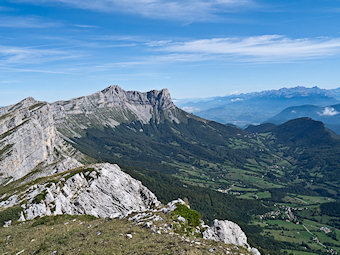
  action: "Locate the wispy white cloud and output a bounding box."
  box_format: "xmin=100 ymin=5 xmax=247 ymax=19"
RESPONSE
xmin=231 ymin=98 xmax=243 ymax=102
xmin=3 ymin=33 xmax=340 ymax=73
xmin=73 ymin=24 xmax=98 ymax=28
xmin=93 ymin=35 xmax=147 ymax=42
xmin=11 ymin=0 xmax=253 ymax=21
xmin=158 ymin=35 xmax=340 ymax=62
xmin=0 ymin=16 xmax=60 ymax=28
xmin=0 ymin=45 xmax=81 ymax=65
xmin=0 ymin=66 xmax=71 ymax=74
xmin=90 ymin=53 xmax=214 ymax=72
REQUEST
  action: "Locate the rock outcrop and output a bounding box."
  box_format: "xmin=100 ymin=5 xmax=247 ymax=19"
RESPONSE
xmin=203 ymin=220 xmax=261 ymax=255
xmin=0 ymin=163 xmax=160 ymax=220
xmin=203 ymin=219 xmax=248 ymax=246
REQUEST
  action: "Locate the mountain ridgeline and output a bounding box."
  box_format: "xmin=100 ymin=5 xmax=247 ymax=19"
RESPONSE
xmin=0 ymin=86 xmax=178 ymax=183
xmin=176 ymin=86 xmax=340 ymax=128
xmin=268 ymin=104 xmax=340 ymax=134
xmin=1 ymin=85 xmax=340 ymax=254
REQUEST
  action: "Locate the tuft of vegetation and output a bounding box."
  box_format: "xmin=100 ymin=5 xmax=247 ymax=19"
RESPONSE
xmin=28 ymin=102 xmax=46 ymax=111
xmin=0 ymin=120 xmax=29 ymax=140
xmin=32 ymin=190 xmax=48 ymax=204
xmin=172 ymin=204 xmax=201 ymax=228
xmin=170 ymin=203 xmax=202 ymax=237
xmin=0 ymin=112 xmax=11 ymax=121
xmin=0 ymin=144 xmax=13 ymax=158
xmin=0 ymin=206 xmax=22 ymax=226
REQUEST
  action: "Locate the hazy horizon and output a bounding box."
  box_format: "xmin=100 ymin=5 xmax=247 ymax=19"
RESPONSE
xmin=2 ymin=84 xmax=340 ymax=107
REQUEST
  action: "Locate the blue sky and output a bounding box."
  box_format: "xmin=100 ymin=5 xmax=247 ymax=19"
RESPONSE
xmin=1 ymin=0 xmax=340 ymax=105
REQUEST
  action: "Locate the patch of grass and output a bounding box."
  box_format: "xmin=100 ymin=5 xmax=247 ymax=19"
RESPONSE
xmin=256 ymin=191 xmax=271 ymax=199
xmin=29 ymin=102 xmax=46 ymax=111
xmin=0 ymin=112 xmax=11 ymax=121
xmin=0 ymin=120 xmax=29 ymax=140
xmin=0 ymin=215 xmax=252 ymax=255
xmin=31 ymin=215 xmax=96 ymax=227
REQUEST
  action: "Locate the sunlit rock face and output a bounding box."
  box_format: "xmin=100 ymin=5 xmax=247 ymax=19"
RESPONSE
xmin=203 ymin=219 xmax=261 ymax=255
xmin=0 ymin=98 xmax=82 ymax=184
xmin=0 ymin=163 xmax=160 ymax=220
xmin=0 ymin=85 xmax=178 ymax=183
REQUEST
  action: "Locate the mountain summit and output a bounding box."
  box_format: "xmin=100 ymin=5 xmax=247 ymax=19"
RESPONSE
xmin=0 ymin=85 xmax=178 ymax=183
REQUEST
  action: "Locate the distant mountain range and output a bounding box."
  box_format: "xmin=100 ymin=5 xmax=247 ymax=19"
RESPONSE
xmin=267 ymin=104 xmax=340 ymax=134
xmin=175 ymin=86 xmax=340 ymax=128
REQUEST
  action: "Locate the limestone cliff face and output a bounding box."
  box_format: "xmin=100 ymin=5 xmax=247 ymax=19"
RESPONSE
xmin=0 ymin=163 xmax=160 ymax=220
xmin=52 ymin=85 xmax=178 ymax=138
xmin=0 ymin=98 xmax=82 ymax=184
xmin=0 ymin=85 xmax=178 ymax=183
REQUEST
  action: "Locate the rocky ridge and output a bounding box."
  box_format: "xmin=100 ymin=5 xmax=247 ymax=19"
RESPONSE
xmin=52 ymin=85 xmax=179 ymax=138
xmin=0 ymin=163 xmax=160 ymax=220
xmin=0 ymin=85 xmax=178 ymax=183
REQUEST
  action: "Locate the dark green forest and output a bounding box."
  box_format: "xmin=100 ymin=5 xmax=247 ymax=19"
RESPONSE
xmin=71 ymin=117 xmax=340 ymax=254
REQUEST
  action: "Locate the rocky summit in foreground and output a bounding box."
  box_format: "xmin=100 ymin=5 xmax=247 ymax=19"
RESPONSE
xmin=0 ymin=163 xmax=160 ymax=220
xmin=0 ymin=163 xmax=260 ymax=254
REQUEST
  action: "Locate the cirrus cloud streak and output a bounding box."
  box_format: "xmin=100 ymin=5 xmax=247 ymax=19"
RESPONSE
xmin=0 ymin=16 xmax=60 ymax=28
xmin=159 ymin=35 xmax=340 ymax=62
xmin=0 ymin=45 xmax=81 ymax=65
xmin=10 ymin=0 xmax=253 ymax=21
